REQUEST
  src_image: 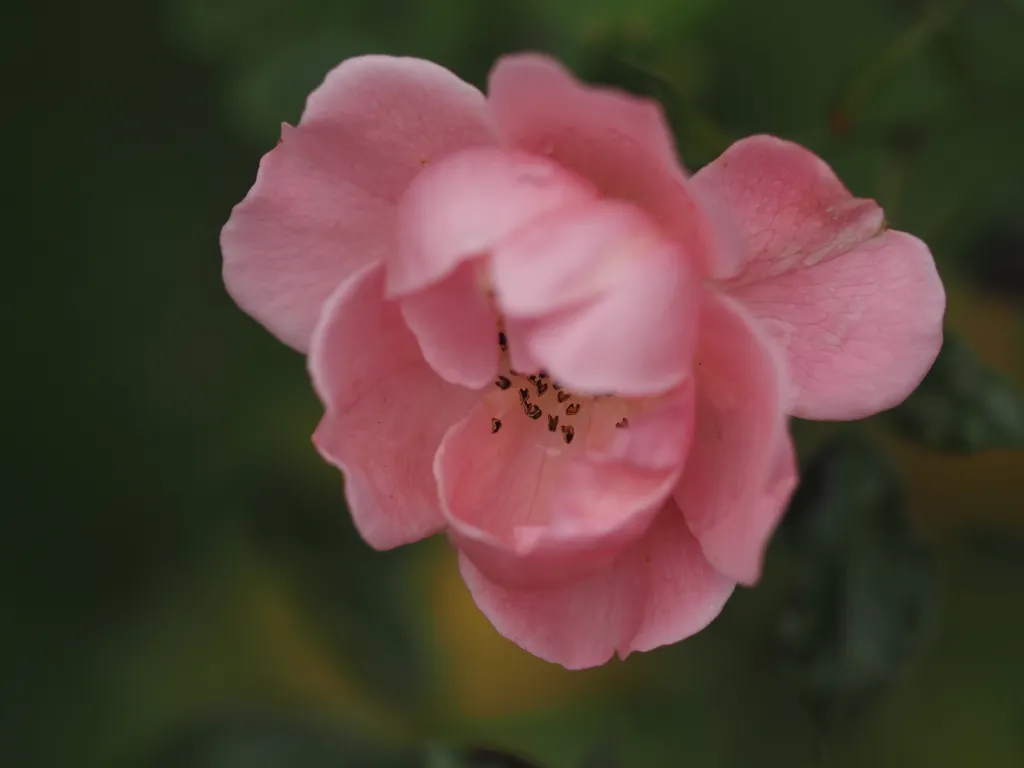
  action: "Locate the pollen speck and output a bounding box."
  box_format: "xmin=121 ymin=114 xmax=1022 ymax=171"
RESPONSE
xmin=561 ymin=424 xmax=575 ymax=444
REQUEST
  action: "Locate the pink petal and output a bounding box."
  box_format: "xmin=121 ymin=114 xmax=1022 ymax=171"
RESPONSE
xmin=458 ymin=547 xmax=642 ymax=670
xmin=389 ymin=147 xmax=596 ymax=296
xmin=487 ymin=54 xmax=740 ymax=277
xmin=436 ymin=386 xmax=694 ymax=590
xmin=492 ymin=200 xmax=700 ymax=396
xmin=730 ymin=230 xmax=946 ymax=420
xmin=222 ymin=55 xmax=496 ymax=351
xmin=675 ymin=291 xmax=797 ymax=585
xmin=399 ymin=261 xmax=499 ymax=389
xmin=309 ymin=262 xmax=478 ymax=549
xmin=692 ymin=135 xmax=945 ymax=418
xmin=459 ymin=502 xmax=734 ymax=669
xmin=691 ymin=134 xmax=885 ymax=285
xmin=624 ymin=503 xmax=736 ymax=655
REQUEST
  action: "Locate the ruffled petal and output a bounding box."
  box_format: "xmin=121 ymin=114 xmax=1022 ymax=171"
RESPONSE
xmin=488 ymin=54 xmax=738 ymax=277
xmin=389 ymin=147 xmax=596 ymax=296
xmin=691 ymin=134 xmax=884 ymax=284
xmin=309 ymin=262 xmax=478 ymax=549
xmin=459 ymin=501 xmax=734 ymax=669
xmin=675 ymin=291 xmax=797 ymax=584
xmin=222 ymin=55 xmax=495 ymax=351
xmin=730 ymin=230 xmax=945 ymax=419
xmin=398 ymin=261 xmax=499 ymax=389
xmin=692 ymin=134 xmax=946 ymax=419
xmin=436 ymin=385 xmax=694 ymax=589
xmin=493 ymin=200 xmax=700 ymax=396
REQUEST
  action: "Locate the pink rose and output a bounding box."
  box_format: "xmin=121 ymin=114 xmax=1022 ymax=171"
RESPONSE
xmin=222 ymin=54 xmax=945 ymax=668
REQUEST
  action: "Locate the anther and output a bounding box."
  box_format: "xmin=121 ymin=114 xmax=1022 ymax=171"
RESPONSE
xmin=519 ymin=388 xmax=530 ymax=403
xmin=535 ymin=380 xmax=548 ymax=396
xmin=616 ymin=418 xmax=629 ymax=428
xmin=556 ymin=391 xmax=572 ymax=403
xmin=491 ymin=418 xmax=502 ymax=434
xmin=565 ymin=403 xmax=581 ymax=416
xmin=495 ymin=376 xmax=511 ymax=390
xmin=561 ymin=425 xmax=575 ymax=444
xmin=498 ymin=332 xmax=508 ymax=350
xmin=547 ymin=414 xmax=559 ymax=432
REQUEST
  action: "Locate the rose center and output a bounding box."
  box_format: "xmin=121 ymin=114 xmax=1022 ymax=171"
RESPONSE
xmin=487 ymin=329 xmax=629 ymax=445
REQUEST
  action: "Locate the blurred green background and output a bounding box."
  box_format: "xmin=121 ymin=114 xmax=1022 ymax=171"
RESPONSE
xmin=12 ymin=0 xmax=1024 ymax=766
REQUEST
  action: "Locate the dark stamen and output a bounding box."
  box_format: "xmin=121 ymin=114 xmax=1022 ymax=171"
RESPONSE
xmin=498 ymin=332 xmax=508 ymax=350
xmin=547 ymin=414 xmax=559 ymax=432
xmin=526 ymin=404 xmax=543 ymax=420
xmin=565 ymin=403 xmax=581 ymax=416
xmin=491 ymin=418 xmax=502 ymax=434
xmin=616 ymin=417 xmax=629 ymax=429
xmin=557 ymin=391 xmax=572 ymax=403
xmin=535 ymin=380 xmax=548 ymax=396
xmin=495 ymin=376 xmax=511 ymax=390
xmin=561 ymin=425 xmax=575 ymax=444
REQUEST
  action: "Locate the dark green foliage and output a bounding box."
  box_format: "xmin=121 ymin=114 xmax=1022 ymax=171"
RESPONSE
xmin=238 ymin=464 xmax=432 ymax=708
xmin=778 ymin=436 xmax=939 ymax=724
xmin=143 ymin=714 xmax=420 ymax=768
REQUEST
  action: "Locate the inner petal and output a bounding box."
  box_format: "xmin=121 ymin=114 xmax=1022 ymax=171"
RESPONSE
xmin=433 ymin=327 xmax=694 ymax=590
xmin=490 ymin=198 xmax=700 ymax=396
xmin=399 ymin=259 xmax=499 ymax=389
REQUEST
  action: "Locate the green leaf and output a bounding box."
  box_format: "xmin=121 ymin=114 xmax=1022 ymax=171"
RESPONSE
xmin=141 ymin=714 xmax=419 ymax=768
xmin=884 ymin=332 xmax=1024 ymax=453
xmin=777 ymin=436 xmax=939 ymax=725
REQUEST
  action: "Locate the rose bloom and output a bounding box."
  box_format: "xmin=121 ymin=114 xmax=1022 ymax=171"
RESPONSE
xmin=221 ymin=54 xmax=945 ymax=669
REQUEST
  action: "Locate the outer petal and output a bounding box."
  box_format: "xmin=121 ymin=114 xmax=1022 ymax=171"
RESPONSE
xmin=675 ymin=291 xmax=797 ymax=585
xmin=730 ymin=231 xmax=946 ymax=420
xmin=692 ymin=134 xmax=946 ymax=418
xmin=691 ymin=134 xmax=885 ymax=284
xmin=492 ymin=200 xmax=700 ymax=396
xmin=459 ymin=502 xmax=734 ymax=669
xmin=436 ymin=386 xmax=694 ymax=590
xmin=488 ymin=54 xmax=740 ymax=277
xmin=625 ymin=503 xmax=736 ymax=655
xmin=389 ymin=147 xmax=596 ymax=296
xmin=222 ymin=55 xmax=496 ymax=351
xmin=309 ymin=262 xmax=478 ymax=549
